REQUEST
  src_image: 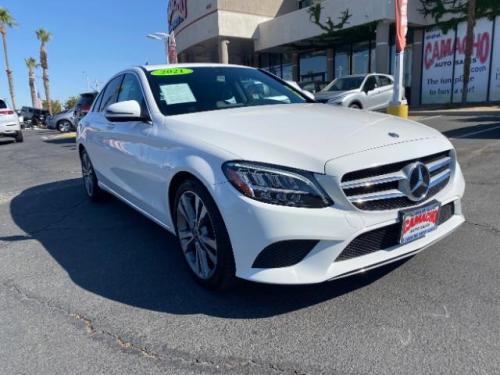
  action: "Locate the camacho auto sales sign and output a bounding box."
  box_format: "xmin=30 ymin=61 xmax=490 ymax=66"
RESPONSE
xmin=168 ymin=0 xmax=188 ymax=32
xmin=422 ymin=17 xmax=493 ymax=104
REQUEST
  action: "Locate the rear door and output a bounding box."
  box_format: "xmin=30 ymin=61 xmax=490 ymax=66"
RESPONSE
xmin=376 ymin=75 xmax=394 ymax=109
xmin=81 ymin=75 xmax=124 ymax=186
xmin=362 ymin=76 xmax=382 ymax=110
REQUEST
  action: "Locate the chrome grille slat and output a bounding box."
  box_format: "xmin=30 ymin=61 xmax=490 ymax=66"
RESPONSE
xmin=341 ymin=171 xmax=406 ymax=190
xmin=348 ymin=190 xmax=406 ymax=203
xmin=341 ymin=151 xmax=453 ymax=211
xmin=430 ymin=169 xmax=451 ymax=187
xmin=426 ymin=156 xmax=451 ymax=173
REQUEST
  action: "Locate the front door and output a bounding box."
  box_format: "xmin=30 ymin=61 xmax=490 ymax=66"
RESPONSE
xmin=102 ymin=73 xmax=167 ymax=220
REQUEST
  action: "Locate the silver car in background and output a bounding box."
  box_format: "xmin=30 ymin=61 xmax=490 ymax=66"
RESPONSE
xmin=46 ymin=108 xmax=76 ymax=132
xmin=314 ymin=74 xmax=399 ymax=111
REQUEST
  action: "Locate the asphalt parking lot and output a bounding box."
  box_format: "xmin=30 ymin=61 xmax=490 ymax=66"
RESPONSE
xmin=0 ymin=114 xmax=499 ymax=375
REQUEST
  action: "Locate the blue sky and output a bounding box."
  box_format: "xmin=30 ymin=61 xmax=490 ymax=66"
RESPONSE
xmin=1 ymin=0 xmax=169 ymax=108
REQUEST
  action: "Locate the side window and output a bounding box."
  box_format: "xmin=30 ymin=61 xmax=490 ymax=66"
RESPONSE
xmin=364 ymin=76 xmax=378 ymax=92
xmin=98 ymin=75 xmax=124 ymax=112
xmin=92 ymin=91 xmax=104 ymax=112
xmin=118 ymin=74 xmax=145 ymax=104
xmin=378 ymin=76 xmax=392 ymax=87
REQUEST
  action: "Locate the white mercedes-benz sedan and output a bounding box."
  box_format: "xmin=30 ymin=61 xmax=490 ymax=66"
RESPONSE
xmin=77 ymin=64 xmax=465 ymax=289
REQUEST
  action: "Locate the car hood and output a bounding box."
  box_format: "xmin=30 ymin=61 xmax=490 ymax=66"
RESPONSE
xmin=315 ymin=90 xmax=358 ymax=102
xmin=167 ymin=104 xmax=442 ymax=174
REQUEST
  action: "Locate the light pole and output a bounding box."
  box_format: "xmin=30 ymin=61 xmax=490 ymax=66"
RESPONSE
xmin=147 ymin=32 xmax=171 ymax=64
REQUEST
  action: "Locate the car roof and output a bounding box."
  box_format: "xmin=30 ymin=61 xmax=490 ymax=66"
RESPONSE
xmin=336 ymin=73 xmax=392 ymax=78
xmin=141 ymin=63 xmax=255 ymax=71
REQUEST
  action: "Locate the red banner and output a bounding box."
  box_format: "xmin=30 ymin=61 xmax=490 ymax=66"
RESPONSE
xmin=395 ymin=0 xmax=408 ymax=53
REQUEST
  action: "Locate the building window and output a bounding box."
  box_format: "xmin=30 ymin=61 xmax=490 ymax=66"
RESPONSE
xmin=390 ymin=43 xmax=413 ymax=87
xmin=370 ymin=43 xmax=376 ymax=73
xmin=299 ymin=50 xmax=327 ymax=82
xmin=298 ymin=0 xmax=316 ymax=9
xmin=282 ymin=53 xmax=294 ymax=81
xmin=334 ymin=46 xmax=350 ymax=78
xmin=269 ymin=53 xmax=282 ymax=77
xmin=260 ymin=53 xmax=281 ymax=77
xmin=352 ymin=42 xmax=370 ymax=75
xmin=260 ymin=53 xmax=294 ymax=81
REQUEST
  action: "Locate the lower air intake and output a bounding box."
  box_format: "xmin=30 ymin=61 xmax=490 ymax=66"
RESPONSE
xmin=252 ymin=240 xmax=319 ymax=269
xmin=335 ymin=202 xmax=455 ymax=262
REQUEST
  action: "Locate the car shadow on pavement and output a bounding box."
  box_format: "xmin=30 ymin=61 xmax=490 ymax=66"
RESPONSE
xmin=443 ymin=117 xmax=500 ymax=139
xmin=9 ymin=179 xmax=408 ymax=319
xmin=43 ymin=137 xmax=76 ymax=144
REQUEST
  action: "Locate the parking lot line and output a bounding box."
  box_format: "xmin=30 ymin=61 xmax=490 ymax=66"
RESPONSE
xmin=418 ymin=115 xmax=442 ymax=121
xmin=450 ymin=124 xmax=500 ymax=139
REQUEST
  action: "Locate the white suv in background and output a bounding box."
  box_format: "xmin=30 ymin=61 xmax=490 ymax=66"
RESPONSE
xmin=315 ymin=74 xmax=401 ymax=111
xmin=0 ymin=99 xmax=23 ymax=142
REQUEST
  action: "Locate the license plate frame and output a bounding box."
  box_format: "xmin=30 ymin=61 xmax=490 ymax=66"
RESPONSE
xmin=399 ymin=201 xmax=441 ymax=245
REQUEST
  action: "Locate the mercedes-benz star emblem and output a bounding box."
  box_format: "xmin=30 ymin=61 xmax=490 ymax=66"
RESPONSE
xmin=401 ymin=162 xmax=431 ymax=202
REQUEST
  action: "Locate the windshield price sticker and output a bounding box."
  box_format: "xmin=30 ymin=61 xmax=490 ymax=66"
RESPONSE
xmin=160 ymin=83 xmax=196 ymax=105
xmin=151 ymin=68 xmax=193 ymax=76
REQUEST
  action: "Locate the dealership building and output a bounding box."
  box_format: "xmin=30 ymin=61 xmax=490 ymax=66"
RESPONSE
xmin=169 ymin=0 xmax=500 ymax=106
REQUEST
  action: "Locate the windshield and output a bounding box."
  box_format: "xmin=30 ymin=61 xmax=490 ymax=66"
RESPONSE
xmin=322 ymin=77 xmax=365 ymax=92
xmin=147 ymin=67 xmax=308 ymax=116
xmin=77 ymin=94 xmax=97 ymax=107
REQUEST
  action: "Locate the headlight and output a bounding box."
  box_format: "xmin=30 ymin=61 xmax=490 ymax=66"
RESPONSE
xmin=329 ymin=97 xmax=346 ymax=104
xmin=222 ymin=162 xmax=333 ymax=208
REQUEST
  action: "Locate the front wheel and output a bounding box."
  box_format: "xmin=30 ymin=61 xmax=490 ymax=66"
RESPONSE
xmin=80 ymin=149 xmax=106 ymax=202
xmin=349 ymin=103 xmax=361 ymax=109
xmin=57 ymin=120 xmax=72 ymax=133
xmin=174 ymin=179 xmax=236 ymax=290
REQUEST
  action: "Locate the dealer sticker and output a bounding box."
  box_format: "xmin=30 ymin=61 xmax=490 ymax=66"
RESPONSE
xmin=400 ymin=203 xmax=440 ymax=244
xmin=151 ymin=68 xmax=193 ymax=76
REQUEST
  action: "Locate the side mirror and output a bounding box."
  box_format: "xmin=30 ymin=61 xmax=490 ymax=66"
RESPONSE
xmin=105 ymin=100 xmax=145 ymax=122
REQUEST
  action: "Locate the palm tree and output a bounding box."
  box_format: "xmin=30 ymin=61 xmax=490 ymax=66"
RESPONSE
xmin=0 ymin=8 xmax=17 ymax=110
xmin=25 ymin=57 xmax=38 ymax=108
xmin=35 ymin=28 xmax=52 ymax=114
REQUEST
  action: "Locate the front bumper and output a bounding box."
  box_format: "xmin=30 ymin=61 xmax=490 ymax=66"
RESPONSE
xmin=213 ymin=159 xmax=465 ymax=285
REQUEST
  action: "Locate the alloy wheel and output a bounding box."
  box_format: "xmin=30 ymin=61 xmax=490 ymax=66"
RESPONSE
xmin=58 ymin=120 xmax=71 ymax=132
xmin=81 ymin=152 xmax=94 ymax=197
xmin=176 ymin=191 xmax=218 ymax=280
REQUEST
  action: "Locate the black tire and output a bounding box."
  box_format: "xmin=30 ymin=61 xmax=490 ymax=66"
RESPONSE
xmin=57 ymin=120 xmax=72 ymax=133
xmin=80 ymin=149 xmax=106 ymax=202
xmin=15 ymin=131 xmax=23 ymax=143
xmin=349 ymin=103 xmax=362 ymax=109
xmin=173 ymin=179 xmax=237 ymax=290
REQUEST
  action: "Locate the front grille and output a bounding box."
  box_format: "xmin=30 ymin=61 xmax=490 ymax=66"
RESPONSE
xmin=341 ymin=151 xmax=452 ymax=211
xmin=335 ymin=201 xmax=455 ymax=262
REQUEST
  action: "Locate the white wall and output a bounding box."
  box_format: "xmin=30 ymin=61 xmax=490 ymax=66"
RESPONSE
xmin=174 ymin=0 xmax=295 ymax=53
xmin=255 ymin=0 xmax=430 ymax=51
